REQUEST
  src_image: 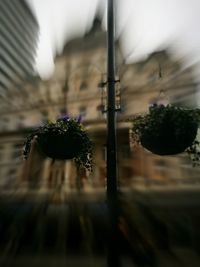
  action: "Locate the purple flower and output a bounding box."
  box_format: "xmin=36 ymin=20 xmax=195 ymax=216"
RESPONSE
xmin=76 ymin=115 xmax=82 ymax=123
xmin=57 ymin=113 xmax=70 ymax=122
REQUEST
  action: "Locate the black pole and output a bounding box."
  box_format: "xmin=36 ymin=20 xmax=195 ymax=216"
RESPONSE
xmin=106 ymin=0 xmax=120 ymax=266
xmin=107 ymin=0 xmax=117 ymax=202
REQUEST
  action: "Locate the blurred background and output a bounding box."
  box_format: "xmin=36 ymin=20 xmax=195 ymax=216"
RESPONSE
xmin=1 ymin=0 xmax=200 ymax=266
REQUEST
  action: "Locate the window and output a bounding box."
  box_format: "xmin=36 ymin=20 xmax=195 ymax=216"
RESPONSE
xmin=79 ymin=106 xmax=86 ymax=118
xmin=80 ymin=81 xmax=87 ymax=90
xmin=122 ymin=167 xmax=133 ymax=179
xmin=96 ymin=104 xmax=103 ymax=117
xmin=119 ymin=102 xmax=126 ymax=115
xmin=121 ymin=144 xmax=131 ymax=159
xmin=102 ymin=145 xmax=107 ymax=161
xmin=16 ymin=115 xmax=24 ymax=128
xmin=1 ymin=117 xmax=9 ymax=130
xmin=62 ymin=80 xmax=69 ymax=92
xmin=8 ymin=168 xmax=16 ymax=177
xmin=12 ymin=143 xmax=23 ymax=159
xmin=148 ymin=71 xmax=157 ymax=84
xmin=60 ymin=108 xmax=67 ymax=116
xmin=154 ymin=159 xmax=167 ymax=168
xmin=41 ymin=110 xmax=48 ymax=123
xmin=0 ymin=145 xmax=3 ymax=160
xmin=6 ymin=169 xmax=17 ymax=184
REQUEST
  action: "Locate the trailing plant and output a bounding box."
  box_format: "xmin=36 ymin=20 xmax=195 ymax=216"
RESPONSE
xmin=23 ymin=115 xmax=93 ymax=171
xmin=129 ymin=104 xmax=200 ymax=166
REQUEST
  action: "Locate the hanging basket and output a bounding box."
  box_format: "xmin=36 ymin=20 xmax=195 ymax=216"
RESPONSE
xmin=37 ymin=131 xmax=84 ymax=160
xmin=140 ymin=118 xmax=198 ymax=155
xmin=131 ymin=104 xmax=200 ymax=156
xmin=23 ymin=116 xmax=93 ymax=171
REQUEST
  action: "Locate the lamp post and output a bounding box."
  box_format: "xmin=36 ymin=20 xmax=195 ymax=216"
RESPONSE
xmin=106 ymin=0 xmax=121 ymax=266
xmin=107 ymin=0 xmax=117 ymax=199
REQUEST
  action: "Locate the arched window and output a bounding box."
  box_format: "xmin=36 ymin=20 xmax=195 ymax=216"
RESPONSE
xmin=80 ymin=81 xmax=87 ymax=90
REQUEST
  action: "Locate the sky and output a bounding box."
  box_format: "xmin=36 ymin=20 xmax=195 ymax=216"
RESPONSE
xmin=27 ymin=0 xmax=200 ymax=80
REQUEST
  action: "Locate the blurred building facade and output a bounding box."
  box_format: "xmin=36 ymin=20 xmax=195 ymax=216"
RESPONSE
xmin=0 ymin=0 xmax=38 ymax=92
xmin=0 ymin=18 xmax=200 ymax=190
xmin=0 ymin=0 xmax=39 ymax=187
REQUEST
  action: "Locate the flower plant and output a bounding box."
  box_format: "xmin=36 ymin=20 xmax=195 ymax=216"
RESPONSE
xmin=130 ymin=104 xmax=200 ymax=165
xmin=23 ymin=115 xmax=93 ymax=171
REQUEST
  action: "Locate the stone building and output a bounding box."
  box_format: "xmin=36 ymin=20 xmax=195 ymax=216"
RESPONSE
xmin=1 ymin=18 xmax=200 ymax=191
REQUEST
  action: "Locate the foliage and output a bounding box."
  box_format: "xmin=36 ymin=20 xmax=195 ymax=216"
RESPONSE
xmin=23 ymin=116 xmax=93 ymax=171
xmin=129 ymin=104 xmax=200 ymax=165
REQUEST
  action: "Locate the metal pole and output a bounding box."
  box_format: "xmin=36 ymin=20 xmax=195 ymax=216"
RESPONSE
xmin=106 ymin=0 xmax=120 ymax=266
xmin=107 ymin=0 xmax=117 ymax=201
